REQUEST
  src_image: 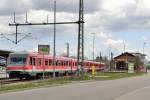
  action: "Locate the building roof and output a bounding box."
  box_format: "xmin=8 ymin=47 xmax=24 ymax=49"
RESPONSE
xmin=131 ymin=52 xmax=146 ymax=57
xmin=114 ymin=52 xmax=135 ymax=60
xmin=0 ymin=49 xmax=12 ymax=58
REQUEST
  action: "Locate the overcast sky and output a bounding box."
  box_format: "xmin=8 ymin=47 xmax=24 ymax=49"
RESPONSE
xmin=0 ymin=0 xmax=150 ymax=60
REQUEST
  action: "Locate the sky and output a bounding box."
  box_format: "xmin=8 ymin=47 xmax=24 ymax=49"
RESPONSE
xmin=0 ymin=0 xmax=150 ymax=60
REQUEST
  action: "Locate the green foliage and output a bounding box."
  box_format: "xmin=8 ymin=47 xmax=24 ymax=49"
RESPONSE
xmin=134 ymin=56 xmax=142 ymax=68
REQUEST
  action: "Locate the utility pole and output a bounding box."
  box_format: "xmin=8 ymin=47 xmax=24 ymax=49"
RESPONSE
xmin=25 ymin=11 xmax=28 ymax=23
xmin=9 ymin=0 xmax=85 ymax=78
xmin=66 ymin=42 xmax=69 ymax=57
xmin=110 ymin=52 xmax=113 ymax=70
xmin=123 ymin=40 xmax=126 ymax=53
xmin=53 ymin=0 xmax=56 ymax=78
xmin=99 ymin=51 xmax=102 ymax=67
xmin=15 ymin=25 xmax=18 ymax=44
xmin=42 ymin=54 xmax=45 ymax=80
xmin=91 ymin=33 xmax=95 ymax=61
xmin=77 ymin=0 xmax=84 ymax=78
xmin=143 ymin=42 xmax=146 ymax=54
xmin=108 ymin=47 xmax=111 ymax=71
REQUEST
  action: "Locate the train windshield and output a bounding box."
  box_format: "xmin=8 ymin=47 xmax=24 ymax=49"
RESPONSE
xmin=8 ymin=54 xmax=28 ymax=66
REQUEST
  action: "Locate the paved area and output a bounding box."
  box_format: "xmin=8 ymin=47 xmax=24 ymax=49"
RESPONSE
xmin=0 ymin=72 xmax=150 ymax=100
xmin=114 ymin=85 xmax=150 ymax=100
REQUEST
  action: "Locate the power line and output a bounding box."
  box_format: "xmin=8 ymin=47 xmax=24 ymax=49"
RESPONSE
xmin=9 ymin=0 xmax=85 ymax=78
xmin=0 ymin=33 xmax=32 ymax=44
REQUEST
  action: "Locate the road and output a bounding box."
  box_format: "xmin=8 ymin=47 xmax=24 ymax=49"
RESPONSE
xmin=0 ymin=72 xmax=150 ymax=100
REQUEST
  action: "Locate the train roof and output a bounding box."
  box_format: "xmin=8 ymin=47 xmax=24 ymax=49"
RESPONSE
xmin=10 ymin=51 xmax=29 ymax=55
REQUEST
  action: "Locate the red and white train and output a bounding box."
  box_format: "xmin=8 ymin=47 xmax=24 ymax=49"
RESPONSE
xmin=7 ymin=52 xmax=105 ymax=79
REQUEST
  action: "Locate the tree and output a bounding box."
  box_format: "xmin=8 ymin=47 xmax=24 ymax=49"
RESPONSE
xmin=134 ymin=56 xmax=142 ymax=71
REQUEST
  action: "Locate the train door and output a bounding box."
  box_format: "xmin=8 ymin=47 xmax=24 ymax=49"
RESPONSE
xmin=29 ymin=56 xmax=36 ymax=72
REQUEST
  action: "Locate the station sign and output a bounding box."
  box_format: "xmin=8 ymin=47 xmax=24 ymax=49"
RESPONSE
xmin=38 ymin=45 xmax=50 ymax=55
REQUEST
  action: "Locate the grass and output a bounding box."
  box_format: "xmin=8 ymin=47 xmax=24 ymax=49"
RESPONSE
xmin=93 ymin=72 xmax=145 ymax=80
xmin=0 ymin=72 xmax=146 ymax=94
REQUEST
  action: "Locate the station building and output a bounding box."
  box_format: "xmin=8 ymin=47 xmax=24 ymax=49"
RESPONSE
xmin=0 ymin=49 xmax=12 ymax=67
xmin=113 ymin=52 xmax=146 ymax=71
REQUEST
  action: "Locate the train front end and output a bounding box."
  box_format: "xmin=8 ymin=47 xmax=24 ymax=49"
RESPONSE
xmin=7 ymin=52 xmax=28 ymax=79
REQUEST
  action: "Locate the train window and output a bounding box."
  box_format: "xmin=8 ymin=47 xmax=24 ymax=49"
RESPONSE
xmin=59 ymin=61 xmax=63 ymax=66
xmin=69 ymin=61 xmax=72 ymax=66
xmin=30 ymin=57 xmax=32 ymax=65
xmin=38 ymin=58 xmax=41 ymax=66
xmin=90 ymin=63 xmax=93 ymax=66
xmin=95 ymin=64 xmax=97 ymax=67
xmin=64 ymin=61 xmax=69 ymax=66
xmin=49 ymin=59 xmax=53 ymax=66
xmin=72 ymin=62 xmax=74 ymax=66
xmin=75 ymin=62 xmax=77 ymax=66
xmin=73 ymin=62 xmax=76 ymax=66
xmin=63 ymin=61 xmax=65 ymax=66
xmin=58 ymin=60 xmax=62 ymax=66
xmin=45 ymin=59 xmax=49 ymax=66
xmin=30 ymin=57 xmax=36 ymax=66
xmin=56 ymin=60 xmax=59 ymax=66
xmin=86 ymin=63 xmax=88 ymax=66
xmin=33 ymin=58 xmax=36 ymax=66
xmin=10 ymin=57 xmax=26 ymax=65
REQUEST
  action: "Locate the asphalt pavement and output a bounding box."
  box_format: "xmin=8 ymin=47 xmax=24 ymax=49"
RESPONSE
xmin=0 ymin=72 xmax=150 ymax=100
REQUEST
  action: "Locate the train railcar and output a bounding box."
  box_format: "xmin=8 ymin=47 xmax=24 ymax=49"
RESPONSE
xmin=7 ymin=52 xmax=105 ymax=79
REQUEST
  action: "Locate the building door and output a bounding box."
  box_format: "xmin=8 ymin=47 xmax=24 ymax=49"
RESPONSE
xmin=116 ymin=61 xmax=126 ymax=70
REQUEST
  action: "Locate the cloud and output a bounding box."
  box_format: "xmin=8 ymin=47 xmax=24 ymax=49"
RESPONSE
xmin=1 ymin=0 xmax=150 ymax=59
xmin=0 ymin=0 xmax=100 ymax=16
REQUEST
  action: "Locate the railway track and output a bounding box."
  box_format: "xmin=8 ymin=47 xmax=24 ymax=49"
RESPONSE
xmin=0 ymin=76 xmax=60 ymax=85
xmin=0 ymin=78 xmax=37 ymax=85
